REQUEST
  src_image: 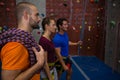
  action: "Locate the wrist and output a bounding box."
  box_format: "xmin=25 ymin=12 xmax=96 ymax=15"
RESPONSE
xmin=75 ymin=42 xmax=78 ymax=45
xmin=36 ymin=61 xmax=45 ymax=68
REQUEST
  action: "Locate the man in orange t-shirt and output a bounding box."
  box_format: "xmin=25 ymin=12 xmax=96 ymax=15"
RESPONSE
xmin=1 ymin=42 xmax=41 ymax=80
xmin=0 ymin=2 xmax=45 ymax=80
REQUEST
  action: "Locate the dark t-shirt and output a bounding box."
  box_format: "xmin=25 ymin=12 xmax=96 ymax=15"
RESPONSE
xmin=39 ymin=36 xmax=57 ymax=63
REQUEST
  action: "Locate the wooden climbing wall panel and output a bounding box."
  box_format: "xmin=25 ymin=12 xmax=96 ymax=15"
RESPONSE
xmin=46 ymin=0 xmax=105 ymax=60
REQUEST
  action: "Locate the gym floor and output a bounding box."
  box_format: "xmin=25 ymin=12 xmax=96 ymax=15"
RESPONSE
xmin=60 ymin=56 xmax=120 ymax=80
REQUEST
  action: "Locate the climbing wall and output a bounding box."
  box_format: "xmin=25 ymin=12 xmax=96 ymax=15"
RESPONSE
xmin=105 ymin=0 xmax=120 ymax=72
xmin=0 ymin=0 xmax=17 ymax=34
xmin=46 ymin=0 xmax=105 ymax=60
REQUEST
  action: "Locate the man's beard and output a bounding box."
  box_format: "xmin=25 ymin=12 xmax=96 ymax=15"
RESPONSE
xmin=61 ymin=27 xmax=67 ymax=32
xmin=32 ymin=24 xmax=40 ymax=29
xmin=30 ymin=18 xmax=39 ymax=29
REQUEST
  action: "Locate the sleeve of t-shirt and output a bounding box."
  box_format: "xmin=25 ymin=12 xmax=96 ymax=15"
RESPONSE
xmin=1 ymin=42 xmax=30 ymax=70
xmin=53 ymin=38 xmax=61 ymax=48
xmin=39 ymin=38 xmax=47 ymax=51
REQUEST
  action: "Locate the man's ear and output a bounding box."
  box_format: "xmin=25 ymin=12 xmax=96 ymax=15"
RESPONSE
xmin=45 ymin=24 xmax=49 ymax=29
xmin=23 ymin=10 xmax=29 ymax=20
xmin=59 ymin=25 xmax=62 ymax=27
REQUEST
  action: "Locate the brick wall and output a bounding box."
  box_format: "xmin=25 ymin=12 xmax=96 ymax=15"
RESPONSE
xmin=0 ymin=0 xmax=17 ymax=33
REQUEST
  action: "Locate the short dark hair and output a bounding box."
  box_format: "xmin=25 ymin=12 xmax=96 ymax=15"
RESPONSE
xmin=56 ymin=18 xmax=68 ymax=31
xmin=42 ymin=17 xmax=55 ymax=31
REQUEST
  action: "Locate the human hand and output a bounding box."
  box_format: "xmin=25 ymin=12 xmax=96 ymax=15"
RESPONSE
xmin=63 ymin=65 xmax=69 ymax=71
xmin=77 ymin=40 xmax=83 ymax=45
xmin=32 ymin=45 xmax=45 ymax=66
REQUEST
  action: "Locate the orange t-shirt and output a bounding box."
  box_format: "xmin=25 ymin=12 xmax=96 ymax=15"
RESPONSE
xmin=0 ymin=42 xmax=40 ymax=80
